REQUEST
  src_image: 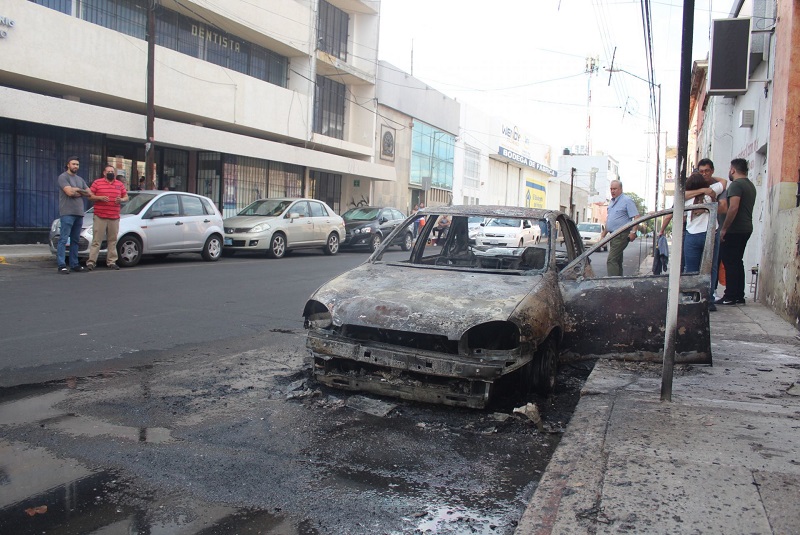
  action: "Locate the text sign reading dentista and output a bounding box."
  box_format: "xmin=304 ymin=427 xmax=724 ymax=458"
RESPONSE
xmin=0 ymin=16 xmax=15 ymax=39
xmin=191 ymin=24 xmax=241 ymax=52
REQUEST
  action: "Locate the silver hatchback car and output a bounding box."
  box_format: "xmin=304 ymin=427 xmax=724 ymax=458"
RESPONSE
xmin=222 ymin=198 xmax=344 ymax=258
xmin=49 ymin=191 xmax=225 ymax=267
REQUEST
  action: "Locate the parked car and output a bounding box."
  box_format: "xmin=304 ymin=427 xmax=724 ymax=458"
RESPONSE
xmin=474 ymin=217 xmax=542 ymax=248
xmin=577 ymin=222 xmax=607 ymax=251
xmin=222 ymin=198 xmax=344 ymax=259
xmin=49 ymin=191 xmax=224 ymax=267
xmin=341 ymin=206 xmax=413 ymax=252
xmin=303 ymin=205 xmax=715 ymax=409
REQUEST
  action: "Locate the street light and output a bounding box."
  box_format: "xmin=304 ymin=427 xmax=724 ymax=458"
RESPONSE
xmin=606 ymin=68 xmax=662 ymax=252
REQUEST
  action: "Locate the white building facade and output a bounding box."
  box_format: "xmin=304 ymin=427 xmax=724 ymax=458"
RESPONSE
xmin=454 ymin=104 xmax=556 ymax=209
xmin=0 ymin=0 xmax=393 ymax=242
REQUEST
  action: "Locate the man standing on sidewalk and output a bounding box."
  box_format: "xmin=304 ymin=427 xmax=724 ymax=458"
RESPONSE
xmin=56 ymin=156 xmax=90 ymax=274
xmin=717 ymin=158 xmax=757 ymax=305
xmin=601 ymin=180 xmax=639 ymax=276
xmin=86 ymin=165 xmax=128 ymax=271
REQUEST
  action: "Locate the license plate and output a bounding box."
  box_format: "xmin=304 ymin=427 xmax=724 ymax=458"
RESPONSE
xmin=489 ymin=240 xmax=498 ymax=245
xmin=224 ymin=238 xmax=233 ymax=246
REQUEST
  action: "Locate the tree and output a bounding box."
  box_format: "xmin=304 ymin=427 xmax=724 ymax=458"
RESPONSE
xmin=626 ymin=192 xmax=655 ymax=234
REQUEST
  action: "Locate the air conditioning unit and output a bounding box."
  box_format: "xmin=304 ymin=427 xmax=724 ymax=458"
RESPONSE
xmin=739 ymin=109 xmax=755 ymax=128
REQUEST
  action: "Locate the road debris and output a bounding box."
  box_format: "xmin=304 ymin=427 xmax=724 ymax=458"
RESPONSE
xmin=513 ymin=402 xmax=544 ymax=432
xmin=345 ymin=395 xmax=396 ymax=417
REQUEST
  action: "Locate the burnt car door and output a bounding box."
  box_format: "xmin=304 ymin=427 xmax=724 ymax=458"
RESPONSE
xmin=558 ymin=207 xmax=715 ymax=364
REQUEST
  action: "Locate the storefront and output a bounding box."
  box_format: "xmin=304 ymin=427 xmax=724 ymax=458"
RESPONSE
xmin=0 ymin=118 xmax=346 ymax=243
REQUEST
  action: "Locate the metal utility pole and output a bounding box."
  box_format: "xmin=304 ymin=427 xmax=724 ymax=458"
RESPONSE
xmin=569 ymin=167 xmax=576 ymax=219
xmin=145 ymin=0 xmax=156 ymax=189
xmin=661 ymin=0 xmax=696 ymax=402
xmin=651 ymin=83 xmax=662 ymax=254
xmin=585 ymin=56 xmax=599 ymax=155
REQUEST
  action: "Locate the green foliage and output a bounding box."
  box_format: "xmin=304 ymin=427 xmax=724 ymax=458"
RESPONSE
xmin=626 ymin=192 xmax=655 ymax=233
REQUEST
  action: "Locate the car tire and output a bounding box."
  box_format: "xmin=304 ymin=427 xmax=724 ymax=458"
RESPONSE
xmin=519 ymin=239 xmax=524 ymax=248
xmin=266 ymin=233 xmax=286 ymax=259
xmin=116 ymin=235 xmax=142 ymax=267
xmin=529 ymin=337 xmax=559 ymax=396
xmin=323 ymin=233 xmax=340 ymax=255
xmin=401 ymin=232 xmax=413 ymax=251
xmin=202 ymin=235 xmax=222 ymax=261
xmin=370 ymin=233 xmax=382 ymax=253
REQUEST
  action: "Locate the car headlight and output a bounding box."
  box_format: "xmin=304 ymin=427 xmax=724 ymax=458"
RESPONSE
xmin=303 ymin=300 xmax=333 ymax=329
xmin=249 ymin=223 xmax=270 ymax=233
xmin=85 ymin=227 xmax=93 ymax=238
xmin=51 ymin=220 xmax=60 ymax=233
xmin=356 ymin=227 xmax=372 ymax=234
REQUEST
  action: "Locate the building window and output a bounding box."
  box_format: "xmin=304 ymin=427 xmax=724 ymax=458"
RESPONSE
xmin=267 ymin=162 xmax=303 ymax=198
xmin=411 ymin=120 xmax=455 ymax=190
xmin=309 ymin=171 xmax=341 ymax=214
xmin=222 ymin=155 xmax=268 ymax=218
xmin=314 ymin=76 xmax=346 ymax=140
xmin=463 ymin=145 xmax=480 ymax=189
xmin=30 ymin=0 xmax=72 ymax=15
xmin=0 ymin=119 xmax=102 ymax=230
xmin=318 ymin=0 xmax=348 ymax=61
xmin=38 ymin=0 xmax=288 ymax=87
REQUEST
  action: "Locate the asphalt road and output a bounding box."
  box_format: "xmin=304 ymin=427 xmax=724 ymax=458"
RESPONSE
xmin=0 ymin=248 xmax=380 ymax=387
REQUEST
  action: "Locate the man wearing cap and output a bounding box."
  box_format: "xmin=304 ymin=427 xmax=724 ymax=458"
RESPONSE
xmin=56 ymin=156 xmax=90 ymax=274
xmin=86 ymin=165 xmax=129 ymax=271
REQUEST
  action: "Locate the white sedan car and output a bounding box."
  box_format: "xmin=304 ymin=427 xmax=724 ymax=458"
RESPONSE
xmin=222 ymin=198 xmax=344 ymax=258
xmin=474 ymin=217 xmax=541 ymax=248
xmin=49 ymin=191 xmax=225 ymax=267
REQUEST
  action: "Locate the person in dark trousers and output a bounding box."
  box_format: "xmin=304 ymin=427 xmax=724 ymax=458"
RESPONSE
xmin=56 ymin=156 xmax=90 ymax=274
xmin=697 ymin=158 xmax=728 ymax=304
xmin=717 ymin=158 xmax=757 ymax=305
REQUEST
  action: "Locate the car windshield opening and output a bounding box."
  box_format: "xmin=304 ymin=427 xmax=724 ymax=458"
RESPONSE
xmin=376 ymin=214 xmax=549 ymax=274
xmin=343 ymin=208 xmax=380 ymax=222
xmin=239 ymin=200 xmax=293 ymax=217
xmin=121 ymin=193 xmax=157 ymax=215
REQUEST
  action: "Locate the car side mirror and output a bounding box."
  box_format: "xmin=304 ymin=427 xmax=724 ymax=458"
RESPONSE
xmin=288 ymin=212 xmax=300 ymax=219
xmin=480 ymin=222 xmax=485 ymax=227
xmin=379 ymin=217 xmax=387 ymax=224
xmin=145 ymin=210 xmax=162 ymax=219
xmin=523 ymin=221 xmax=531 ymax=228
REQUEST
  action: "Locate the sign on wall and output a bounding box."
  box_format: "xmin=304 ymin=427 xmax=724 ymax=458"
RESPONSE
xmin=525 ymin=178 xmax=547 ymax=209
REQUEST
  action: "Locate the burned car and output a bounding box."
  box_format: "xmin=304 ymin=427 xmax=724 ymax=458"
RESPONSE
xmin=303 ymin=205 xmax=715 ymax=408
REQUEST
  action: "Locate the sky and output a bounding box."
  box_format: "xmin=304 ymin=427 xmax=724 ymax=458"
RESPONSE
xmin=377 ymin=0 xmax=733 ymax=209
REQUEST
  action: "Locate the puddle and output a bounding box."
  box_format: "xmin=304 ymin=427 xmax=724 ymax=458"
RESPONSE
xmin=0 ymin=439 xmax=319 ymax=534
xmin=0 ymin=385 xmax=172 ymax=444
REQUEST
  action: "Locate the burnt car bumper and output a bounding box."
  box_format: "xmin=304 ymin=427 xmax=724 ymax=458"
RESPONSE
xmin=307 ymin=330 xmax=525 ymax=409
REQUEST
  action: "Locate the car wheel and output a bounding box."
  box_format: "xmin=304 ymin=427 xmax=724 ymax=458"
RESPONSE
xmin=116 ymin=235 xmax=142 ymax=267
xmin=266 ymin=233 xmax=286 ymax=259
xmin=518 ymin=239 xmax=524 ymax=248
xmin=323 ymin=233 xmax=340 ymax=255
xmin=202 ymin=235 xmax=222 ymax=261
xmin=370 ymin=233 xmax=382 ymax=253
xmin=401 ymin=232 xmax=413 ymax=251
xmin=530 ymin=337 xmax=559 ymax=395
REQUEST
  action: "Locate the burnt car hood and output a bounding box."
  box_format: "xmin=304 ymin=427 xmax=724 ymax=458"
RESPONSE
xmin=311 ymin=263 xmax=543 ymax=340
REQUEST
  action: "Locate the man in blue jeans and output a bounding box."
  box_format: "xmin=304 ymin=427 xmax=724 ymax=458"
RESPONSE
xmin=56 ymin=156 xmax=90 ymax=274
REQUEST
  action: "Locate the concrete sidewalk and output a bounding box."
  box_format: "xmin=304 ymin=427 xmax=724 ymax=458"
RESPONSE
xmin=516 ymin=303 xmax=800 ymax=534
xmin=0 ymin=244 xmax=52 ymax=264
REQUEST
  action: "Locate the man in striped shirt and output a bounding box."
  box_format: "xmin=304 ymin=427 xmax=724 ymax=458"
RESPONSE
xmin=87 ymin=165 xmax=129 ymax=271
